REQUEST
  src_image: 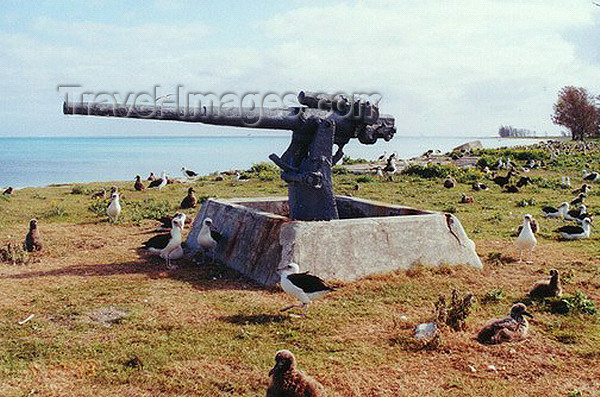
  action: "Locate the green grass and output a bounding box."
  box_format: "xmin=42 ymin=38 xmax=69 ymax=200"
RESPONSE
xmin=0 ymin=142 xmax=598 ymax=396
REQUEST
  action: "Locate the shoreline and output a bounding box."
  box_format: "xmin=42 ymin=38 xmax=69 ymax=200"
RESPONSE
xmin=1 ymin=137 xmax=554 ymax=190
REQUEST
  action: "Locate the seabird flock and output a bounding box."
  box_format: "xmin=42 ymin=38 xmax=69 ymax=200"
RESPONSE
xmin=5 ymin=139 xmax=598 ymax=395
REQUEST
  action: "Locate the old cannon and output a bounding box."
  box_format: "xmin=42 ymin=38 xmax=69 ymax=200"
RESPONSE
xmin=64 ymin=91 xmax=482 ymax=285
xmin=64 ymin=91 xmax=396 ymax=221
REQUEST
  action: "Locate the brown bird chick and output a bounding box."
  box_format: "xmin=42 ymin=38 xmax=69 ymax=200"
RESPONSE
xmin=504 ymin=185 xmax=519 ymax=193
xmin=24 ymin=219 xmax=42 ymax=252
xmin=444 ymin=176 xmax=457 ymax=189
xmin=529 ymin=269 xmax=562 ymax=300
xmin=3 ymin=187 xmax=13 ymax=195
xmin=517 ymin=217 xmax=538 ymax=234
xmin=134 ymin=175 xmax=145 ymax=191
xmin=90 ymin=189 xmax=106 ymax=199
xmin=459 ymin=193 xmax=474 ymax=203
xmin=476 ymin=303 xmax=532 ymax=345
xmin=180 ymin=187 xmax=197 ymax=209
xmin=267 ymin=350 xmax=325 ymax=397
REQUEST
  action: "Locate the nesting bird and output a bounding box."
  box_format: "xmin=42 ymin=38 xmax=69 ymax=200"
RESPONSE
xmin=471 ymin=182 xmax=488 ymax=191
xmin=565 ymin=204 xmax=586 ymax=222
xmin=476 ymin=303 xmax=533 ymax=345
xmin=147 ymin=172 xmax=156 ymax=181
xmin=443 ymin=176 xmax=457 ymax=189
xmin=561 ymin=176 xmax=571 ymax=188
xmin=148 ymin=171 xmax=168 ymax=189
xmin=555 ymin=217 xmax=592 ymax=240
xmin=529 ymin=269 xmax=562 ymax=300
xmin=492 ymin=170 xmax=513 ymax=188
xmin=181 ymin=166 xmax=199 ymax=179
xmin=24 ymin=219 xmax=42 ymax=252
xmin=572 ymin=184 xmax=591 ymax=195
xmin=107 ymin=192 xmax=121 ymax=223
xmin=277 ymin=262 xmax=334 ymax=312
xmin=267 ymin=350 xmax=325 ymax=397
xmin=516 ymin=176 xmax=533 ymax=188
xmin=90 ymin=189 xmax=106 ymax=199
xmin=459 ymin=193 xmax=474 ymax=203
xmin=180 ymin=187 xmax=197 ymax=209
xmin=504 ymin=185 xmax=519 ymax=193
xmin=134 ymin=175 xmax=145 ymax=191
xmin=571 ymin=193 xmax=585 ymax=207
xmin=541 ymin=202 xmax=569 ymax=219
xmin=3 ymin=187 xmax=13 ymax=195
xmin=515 ymin=214 xmax=536 ymax=263
xmin=583 ymin=169 xmax=599 ymax=182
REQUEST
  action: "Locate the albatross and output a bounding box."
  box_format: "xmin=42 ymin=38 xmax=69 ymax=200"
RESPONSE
xmin=107 ymin=192 xmax=121 ymax=223
xmin=160 ymin=214 xmax=186 ymax=269
xmin=196 ymin=217 xmax=222 ymax=261
xmin=514 ymin=214 xmax=536 ymax=263
xmin=181 ymin=166 xmax=199 ymax=179
xmin=555 ymin=217 xmax=592 ymax=240
xmin=476 ymin=303 xmax=533 ymax=345
xmin=277 ymin=263 xmax=334 ymax=312
xmin=541 ymin=202 xmax=569 ymax=218
xmin=148 ymin=171 xmax=168 ymax=189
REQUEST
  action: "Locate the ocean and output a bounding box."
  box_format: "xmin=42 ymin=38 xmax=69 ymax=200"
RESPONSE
xmin=0 ymin=135 xmax=544 ymax=188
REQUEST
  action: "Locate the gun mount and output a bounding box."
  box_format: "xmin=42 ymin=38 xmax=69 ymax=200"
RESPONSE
xmin=64 ymin=91 xmax=396 ymax=221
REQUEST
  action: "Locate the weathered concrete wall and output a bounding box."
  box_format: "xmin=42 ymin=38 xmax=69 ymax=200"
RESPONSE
xmin=186 ymin=196 xmax=482 ymax=286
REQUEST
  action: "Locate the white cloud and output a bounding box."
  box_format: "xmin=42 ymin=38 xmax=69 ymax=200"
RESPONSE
xmin=0 ymin=1 xmax=599 ymax=136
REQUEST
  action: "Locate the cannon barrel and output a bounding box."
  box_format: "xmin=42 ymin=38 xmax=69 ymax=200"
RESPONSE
xmin=63 ymin=101 xmax=307 ymax=130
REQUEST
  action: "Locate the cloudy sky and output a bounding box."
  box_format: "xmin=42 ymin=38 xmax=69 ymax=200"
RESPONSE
xmin=1 ymin=0 xmax=599 ymax=137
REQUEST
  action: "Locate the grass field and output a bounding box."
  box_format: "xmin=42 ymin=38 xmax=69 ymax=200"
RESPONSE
xmin=0 ymin=143 xmax=598 ymax=396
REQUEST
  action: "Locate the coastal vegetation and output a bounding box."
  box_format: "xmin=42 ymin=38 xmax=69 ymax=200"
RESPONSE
xmin=0 ymin=141 xmax=598 ymax=396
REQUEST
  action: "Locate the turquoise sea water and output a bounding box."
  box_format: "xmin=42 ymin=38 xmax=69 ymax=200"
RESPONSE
xmin=0 ymin=135 xmax=544 ymax=188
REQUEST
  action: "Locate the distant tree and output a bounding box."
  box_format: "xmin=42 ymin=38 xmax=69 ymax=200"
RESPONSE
xmin=551 ymin=86 xmax=599 ymax=140
xmin=498 ymin=125 xmax=536 ymax=138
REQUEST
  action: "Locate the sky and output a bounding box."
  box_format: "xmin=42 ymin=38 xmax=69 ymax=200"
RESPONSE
xmin=0 ymin=0 xmax=599 ymax=137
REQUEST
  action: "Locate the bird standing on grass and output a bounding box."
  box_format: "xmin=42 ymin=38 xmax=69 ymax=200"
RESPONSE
xmin=571 ymin=193 xmax=585 ymax=207
xmin=160 ymin=214 xmax=185 ymax=270
xmin=529 ymin=269 xmax=562 ymax=300
xmin=476 ymin=303 xmax=533 ymax=345
xmin=277 ymin=263 xmax=334 ymax=313
xmin=134 ymin=175 xmax=145 ymax=191
xmin=107 ymin=192 xmax=121 ymax=223
xmin=180 ymin=187 xmax=197 ymax=209
xmin=147 ymin=172 xmax=156 ymax=181
xmin=24 ymin=219 xmax=42 ymax=252
xmin=515 ymin=214 xmax=536 ymax=263
xmin=196 ymin=217 xmax=221 ymax=261
xmin=267 ymin=350 xmax=325 ymax=397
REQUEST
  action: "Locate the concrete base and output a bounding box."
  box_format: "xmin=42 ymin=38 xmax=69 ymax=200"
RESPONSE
xmin=186 ymin=196 xmax=482 ymax=286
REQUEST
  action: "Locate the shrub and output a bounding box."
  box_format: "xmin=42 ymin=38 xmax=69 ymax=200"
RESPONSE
xmin=0 ymin=243 xmax=30 ymax=265
xmin=481 ymin=289 xmax=505 ymax=304
xmin=356 ymin=175 xmax=375 ymax=183
xmin=71 ymin=185 xmax=94 ymax=195
xmin=544 ymin=291 xmax=597 ymax=315
xmin=342 ymin=155 xmax=369 ymax=165
xmin=332 ymin=165 xmax=350 ymax=175
xmin=435 ymin=290 xmax=475 ymax=331
xmin=124 ymin=198 xmax=174 ymax=223
xmin=42 ymin=204 xmax=69 ymax=219
xmin=248 ymin=162 xmax=278 ymax=174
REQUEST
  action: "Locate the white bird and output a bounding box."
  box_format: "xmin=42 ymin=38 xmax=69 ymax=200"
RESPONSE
xmin=277 ymin=262 xmax=334 ymax=312
xmin=107 ymin=192 xmax=121 ymax=223
xmin=561 ymin=176 xmax=571 ymax=188
xmin=160 ymin=214 xmax=186 ymax=269
xmin=556 ymin=218 xmax=592 ymax=240
xmin=515 ymin=214 xmax=536 ymax=263
xmin=181 ymin=166 xmax=199 ymax=180
xmin=148 ymin=170 xmax=168 ymax=189
xmin=196 ymin=217 xmax=221 ymax=261
xmin=541 ymin=202 xmax=569 ymax=219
